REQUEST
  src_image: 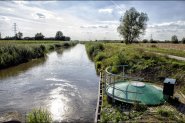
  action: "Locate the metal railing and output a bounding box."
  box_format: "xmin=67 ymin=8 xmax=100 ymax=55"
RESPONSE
xmin=103 ymin=65 xmax=144 ymax=104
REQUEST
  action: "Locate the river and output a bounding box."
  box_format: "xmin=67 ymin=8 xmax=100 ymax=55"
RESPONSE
xmin=0 ymin=44 xmax=99 ymax=122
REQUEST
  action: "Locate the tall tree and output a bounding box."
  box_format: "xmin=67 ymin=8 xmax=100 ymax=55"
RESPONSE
xmin=0 ymin=33 xmax=1 ymax=39
xmin=182 ymin=37 xmax=185 ymax=44
xmin=16 ymin=32 xmax=23 ymax=40
xmin=117 ymin=7 xmax=148 ymax=44
xmin=35 ymin=33 xmax=44 ymax=40
xmin=171 ymin=35 xmax=178 ymax=43
xmin=55 ymin=31 xmax=63 ymax=40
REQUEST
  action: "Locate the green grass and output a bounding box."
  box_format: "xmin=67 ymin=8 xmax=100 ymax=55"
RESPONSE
xmin=145 ymin=46 xmax=185 ymax=58
xmin=26 ymin=108 xmax=52 ymax=123
xmin=85 ymin=42 xmax=185 ymax=122
xmin=85 ymin=42 xmax=185 ymax=93
xmin=132 ymin=43 xmax=185 ymax=58
xmin=0 ymin=41 xmax=77 ymax=69
xmin=0 ymin=40 xmax=64 ymax=44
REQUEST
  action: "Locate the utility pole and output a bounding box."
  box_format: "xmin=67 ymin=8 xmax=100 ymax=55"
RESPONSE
xmin=13 ymin=23 xmax=17 ymax=39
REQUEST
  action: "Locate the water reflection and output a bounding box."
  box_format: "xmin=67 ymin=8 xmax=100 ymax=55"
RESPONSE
xmin=49 ymin=87 xmax=68 ymax=121
xmin=0 ymin=44 xmax=99 ymax=122
xmin=0 ymin=57 xmax=46 ymax=80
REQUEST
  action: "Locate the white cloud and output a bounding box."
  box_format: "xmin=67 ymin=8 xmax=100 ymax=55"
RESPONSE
xmin=98 ymin=8 xmax=113 ymax=14
xmin=0 ymin=1 xmax=185 ymax=41
xmin=142 ymin=20 xmax=185 ymax=40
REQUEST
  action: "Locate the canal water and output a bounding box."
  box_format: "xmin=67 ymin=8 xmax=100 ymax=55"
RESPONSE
xmin=0 ymin=44 xmax=99 ymax=122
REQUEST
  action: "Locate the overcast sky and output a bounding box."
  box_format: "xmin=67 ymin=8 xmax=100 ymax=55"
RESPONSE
xmin=0 ymin=1 xmax=185 ymax=41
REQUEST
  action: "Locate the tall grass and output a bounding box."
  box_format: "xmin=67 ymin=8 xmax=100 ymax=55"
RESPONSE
xmin=26 ymin=108 xmax=52 ymax=123
xmin=85 ymin=42 xmax=185 ymax=93
xmin=0 ymin=41 xmax=77 ymax=69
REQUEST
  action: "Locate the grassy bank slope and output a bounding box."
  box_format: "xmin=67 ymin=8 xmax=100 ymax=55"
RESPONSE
xmin=0 ymin=41 xmax=77 ymax=69
xmin=86 ymin=42 xmax=185 ymax=122
xmin=85 ymin=42 xmax=185 ymax=93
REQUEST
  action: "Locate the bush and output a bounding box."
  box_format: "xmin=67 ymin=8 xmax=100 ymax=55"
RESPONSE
xmin=86 ymin=43 xmax=104 ymax=58
xmin=95 ymin=52 xmax=106 ymax=62
xmin=26 ymin=108 xmax=52 ymax=123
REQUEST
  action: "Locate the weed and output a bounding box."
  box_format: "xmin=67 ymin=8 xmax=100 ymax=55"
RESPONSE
xmin=26 ymin=108 xmax=52 ymax=123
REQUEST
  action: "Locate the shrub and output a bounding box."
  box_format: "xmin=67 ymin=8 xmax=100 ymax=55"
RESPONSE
xmin=86 ymin=43 xmax=104 ymax=58
xmin=26 ymin=108 xmax=52 ymax=123
xmin=95 ymin=52 xmax=106 ymax=62
xmin=40 ymin=45 xmax=46 ymax=52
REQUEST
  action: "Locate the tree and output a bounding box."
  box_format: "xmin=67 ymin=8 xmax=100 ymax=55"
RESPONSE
xmin=182 ymin=37 xmax=185 ymax=44
xmin=142 ymin=39 xmax=148 ymax=43
xmin=117 ymin=7 xmax=148 ymax=44
xmin=35 ymin=33 xmax=44 ymax=40
xmin=0 ymin=33 xmax=1 ymax=39
xmin=171 ymin=35 xmax=178 ymax=43
xmin=65 ymin=36 xmax=70 ymax=41
xmin=15 ymin=32 xmax=23 ymax=40
xmin=55 ymin=31 xmax=63 ymax=40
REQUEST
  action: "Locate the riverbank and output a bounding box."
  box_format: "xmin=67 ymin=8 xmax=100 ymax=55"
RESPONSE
xmin=85 ymin=42 xmax=185 ymax=122
xmin=0 ymin=41 xmax=77 ymax=69
xmin=85 ymin=42 xmax=185 ymax=94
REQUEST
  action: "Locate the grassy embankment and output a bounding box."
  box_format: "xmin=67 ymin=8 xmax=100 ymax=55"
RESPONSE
xmin=85 ymin=42 xmax=185 ymax=122
xmin=86 ymin=42 xmax=185 ymax=93
xmin=0 ymin=40 xmax=77 ymax=69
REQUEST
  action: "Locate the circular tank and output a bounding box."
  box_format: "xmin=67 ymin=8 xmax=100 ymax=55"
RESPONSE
xmin=106 ymin=81 xmax=165 ymax=105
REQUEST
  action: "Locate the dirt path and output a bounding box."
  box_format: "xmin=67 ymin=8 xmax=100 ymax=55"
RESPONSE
xmin=147 ymin=51 xmax=185 ymax=61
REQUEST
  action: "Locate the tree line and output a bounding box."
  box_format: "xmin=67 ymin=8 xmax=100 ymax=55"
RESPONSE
xmin=0 ymin=31 xmax=70 ymax=41
xmin=142 ymin=35 xmax=185 ymax=44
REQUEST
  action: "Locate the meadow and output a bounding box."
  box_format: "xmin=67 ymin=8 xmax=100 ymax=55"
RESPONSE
xmin=0 ymin=40 xmax=77 ymax=69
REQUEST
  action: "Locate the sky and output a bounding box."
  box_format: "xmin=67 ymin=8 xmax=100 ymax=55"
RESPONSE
xmin=0 ymin=1 xmax=185 ymax=41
